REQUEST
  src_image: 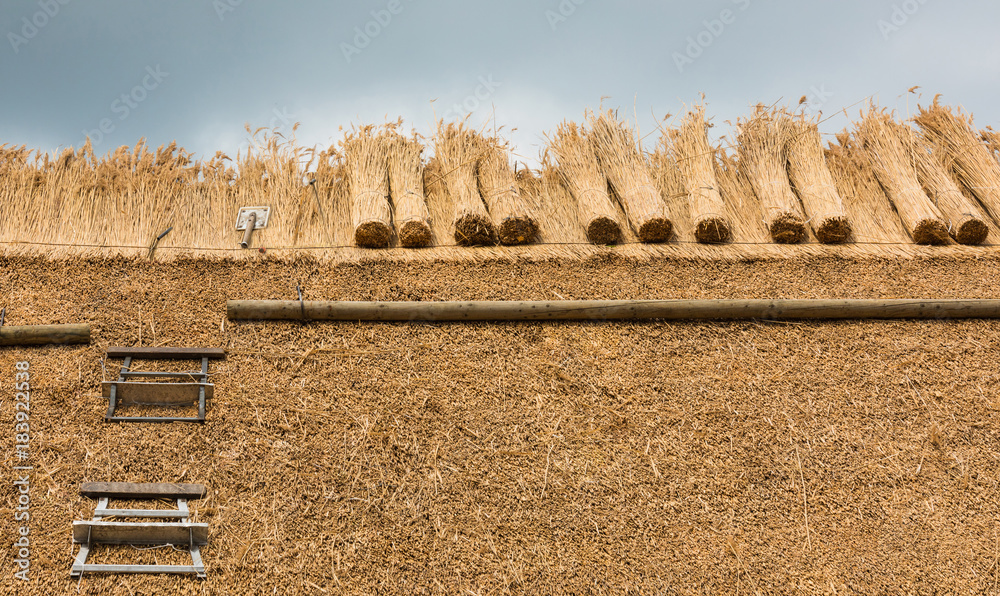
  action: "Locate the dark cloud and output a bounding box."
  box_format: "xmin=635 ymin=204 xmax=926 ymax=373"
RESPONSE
xmin=1 ymin=0 xmax=997 ymax=162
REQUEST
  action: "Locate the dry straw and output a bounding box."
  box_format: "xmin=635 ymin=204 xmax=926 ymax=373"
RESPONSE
xmin=856 ymin=109 xmax=949 ymax=245
xmin=714 ymin=149 xmax=771 ymax=244
xmin=785 ymin=117 xmax=852 ymax=243
xmin=908 ymin=136 xmax=989 ymax=245
xmin=477 ymin=139 xmax=538 ymax=245
xmin=385 ymin=129 xmax=432 ymax=248
xmin=825 ymin=132 xmax=911 ymax=245
xmin=344 ymin=126 xmax=392 ymax=248
xmin=588 ymin=110 xmax=672 ymax=242
xmin=915 ymin=97 xmax=1000 ymax=224
xmin=737 ymin=106 xmax=807 ymax=243
xmin=434 ymin=121 xmax=496 ymax=245
xmin=667 ymin=105 xmax=732 ymax=243
xmin=547 ymin=121 xmax=622 ymax=244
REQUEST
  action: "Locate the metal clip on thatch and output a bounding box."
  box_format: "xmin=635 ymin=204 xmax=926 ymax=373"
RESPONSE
xmin=297 ymin=285 xmax=307 ymax=321
xmin=236 ymin=206 xmax=271 ymax=249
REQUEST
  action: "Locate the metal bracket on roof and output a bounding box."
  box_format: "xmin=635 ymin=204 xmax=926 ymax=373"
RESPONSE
xmin=236 ymin=206 xmax=271 ymax=249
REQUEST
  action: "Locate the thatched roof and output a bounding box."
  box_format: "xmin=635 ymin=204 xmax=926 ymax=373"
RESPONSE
xmin=3 ymin=255 xmax=1000 ymax=592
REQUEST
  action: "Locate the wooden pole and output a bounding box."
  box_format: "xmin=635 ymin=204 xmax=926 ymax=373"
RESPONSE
xmin=0 ymin=324 xmax=90 ymax=346
xmin=227 ymin=299 xmax=1000 ymax=322
xmin=240 ymin=212 xmax=256 ymax=249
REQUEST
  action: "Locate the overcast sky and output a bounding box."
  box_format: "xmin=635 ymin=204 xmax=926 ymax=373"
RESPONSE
xmin=2 ymin=0 xmax=998 ymax=165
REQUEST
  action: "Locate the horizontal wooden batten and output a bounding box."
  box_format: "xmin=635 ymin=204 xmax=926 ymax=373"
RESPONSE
xmin=227 ymin=299 xmax=1000 ymax=322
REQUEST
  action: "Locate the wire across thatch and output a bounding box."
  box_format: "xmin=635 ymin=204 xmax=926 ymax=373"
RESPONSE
xmin=737 ymin=107 xmax=807 ymax=243
xmin=547 ymin=122 xmax=623 ymax=244
xmin=856 ymin=109 xmax=950 ymax=245
xmin=588 ymin=110 xmax=672 ymax=242
xmin=434 ymin=121 xmax=496 ymax=246
xmin=785 ymin=117 xmax=852 ymax=243
xmin=666 ymin=106 xmax=732 ymax=243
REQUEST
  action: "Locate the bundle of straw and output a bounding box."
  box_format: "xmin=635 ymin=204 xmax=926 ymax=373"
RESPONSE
xmin=477 ymin=140 xmax=538 ymax=245
xmin=588 ymin=110 xmax=672 ymax=242
xmin=786 ymin=118 xmax=852 ymax=243
xmin=856 ymin=109 xmax=949 ymax=245
xmin=736 ymin=107 xmax=806 ymax=243
xmin=915 ymin=98 xmax=1000 ymax=223
xmin=908 ymin=137 xmax=989 ymax=245
xmin=434 ymin=121 xmax=495 ymax=245
xmin=548 ymin=122 xmax=622 ymax=244
xmin=825 ymin=132 xmax=911 ymax=245
xmin=714 ymin=149 xmax=771 ymax=244
xmin=385 ymin=131 xmax=432 ymax=248
xmin=667 ymin=106 xmax=731 ymax=243
xmin=344 ymin=126 xmax=392 ymax=248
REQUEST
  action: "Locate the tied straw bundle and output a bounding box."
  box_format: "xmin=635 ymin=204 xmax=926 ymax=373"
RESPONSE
xmin=344 ymin=126 xmax=392 ymax=248
xmin=785 ymin=117 xmax=852 ymax=243
xmin=477 ymin=139 xmax=538 ymax=245
xmin=434 ymin=121 xmax=496 ymax=245
xmin=737 ymin=107 xmax=807 ymax=243
xmin=667 ymin=105 xmax=732 ymax=243
xmin=907 ymin=135 xmax=989 ymax=245
xmin=548 ymin=122 xmax=622 ymax=244
xmin=856 ymin=109 xmax=949 ymax=245
xmin=915 ymin=97 xmax=1000 ymax=223
xmin=385 ymin=130 xmax=432 ymax=248
xmin=588 ymin=110 xmax=672 ymax=242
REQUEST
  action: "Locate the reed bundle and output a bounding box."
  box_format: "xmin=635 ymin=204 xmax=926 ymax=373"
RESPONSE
xmin=344 ymin=126 xmax=392 ymax=248
xmin=736 ymin=107 xmax=806 ymax=243
xmin=548 ymin=122 xmax=622 ymax=244
xmin=714 ymin=150 xmax=770 ymax=244
xmin=667 ymin=106 xmax=731 ymax=243
xmin=825 ymin=133 xmax=911 ymax=245
xmin=477 ymin=139 xmax=538 ymax=245
xmin=908 ymin=136 xmax=989 ymax=245
xmin=434 ymin=121 xmax=495 ymax=245
xmin=649 ymin=147 xmax=692 ymax=241
xmin=785 ymin=118 xmax=852 ymax=243
xmin=588 ymin=110 xmax=672 ymax=242
xmin=856 ymin=110 xmax=949 ymax=245
xmin=915 ymin=98 xmax=1000 ymax=223
xmin=385 ymin=131 xmax=432 ymax=247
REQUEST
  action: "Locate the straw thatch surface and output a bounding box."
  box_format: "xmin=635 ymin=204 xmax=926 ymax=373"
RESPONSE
xmin=3 ymin=254 xmax=1000 ymax=594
